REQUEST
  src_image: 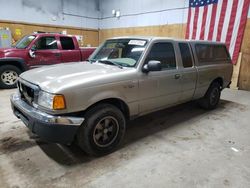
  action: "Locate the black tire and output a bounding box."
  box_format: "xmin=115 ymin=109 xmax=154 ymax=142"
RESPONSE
xmin=0 ymin=65 xmax=21 ymax=89
xmin=77 ymin=103 xmax=126 ymax=156
xmin=199 ymin=82 xmax=221 ymax=110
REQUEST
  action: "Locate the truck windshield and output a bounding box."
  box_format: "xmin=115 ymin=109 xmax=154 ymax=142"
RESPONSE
xmin=89 ymin=39 xmax=148 ymax=67
xmin=15 ymin=35 xmax=36 ymax=49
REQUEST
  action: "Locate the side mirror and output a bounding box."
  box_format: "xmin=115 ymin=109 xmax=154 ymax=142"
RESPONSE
xmin=142 ymin=60 xmax=162 ymax=73
xmin=29 ymin=45 xmax=37 ymax=58
xmin=29 ymin=49 xmax=36 ymax=58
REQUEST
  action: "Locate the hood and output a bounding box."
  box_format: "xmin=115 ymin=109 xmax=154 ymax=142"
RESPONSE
xmin=0 ymin=47 xmax=21 ymax=53
xmin=0 ymin=48 xmax=25 ymax=58
xmin=20 ymin=62 xmax=133 ymax=93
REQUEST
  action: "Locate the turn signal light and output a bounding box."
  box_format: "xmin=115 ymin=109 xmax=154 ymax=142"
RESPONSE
xmin=53 ymin=95 xmax=66 ymax=110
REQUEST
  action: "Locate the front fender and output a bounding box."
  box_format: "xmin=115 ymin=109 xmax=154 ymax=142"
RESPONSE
xmin=61 ymin=87 xmax=131 ymax=116
xmin=87 ymin=90 xmax=127 ymax=107
xmin=0 ymin=57 xmax=28 ymax=71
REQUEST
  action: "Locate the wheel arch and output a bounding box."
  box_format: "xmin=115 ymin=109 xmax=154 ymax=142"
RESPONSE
xmin=83 ymin=98 xmax=130 ymax=120
xmin=211 ymin=77 xmax=223 ymax=89
xmin=0 ymin=58 xmax=27 ymax=72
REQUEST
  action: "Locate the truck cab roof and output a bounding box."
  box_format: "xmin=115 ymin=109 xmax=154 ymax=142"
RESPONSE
xmin=108 ymin=36 xmax=226 ymax=45
xmin=32 ymin=33 xmax=75 ymax=38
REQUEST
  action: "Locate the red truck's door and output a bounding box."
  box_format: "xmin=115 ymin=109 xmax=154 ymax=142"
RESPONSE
xmin=58 ymin=37 xmax=81 ymax=63
xmin=27 ymin=36 xmax=62 ymax=68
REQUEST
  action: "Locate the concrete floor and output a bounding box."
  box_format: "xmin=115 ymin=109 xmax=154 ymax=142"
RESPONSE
xmin=0 ymin=88 xmax=250 ymax=188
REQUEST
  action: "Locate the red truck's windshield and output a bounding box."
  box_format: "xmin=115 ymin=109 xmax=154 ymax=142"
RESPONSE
xmin=15 ymin=35 xmax=36 ymax=49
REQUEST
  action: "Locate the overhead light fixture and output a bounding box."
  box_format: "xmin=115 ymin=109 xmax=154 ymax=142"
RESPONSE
xmin=51 ymin=16 xmax=57 ymax=21
xmin=112 ymin=9 xmax=121 ymax=18
xmin=115 ymin=10 xmax=120 ymax=18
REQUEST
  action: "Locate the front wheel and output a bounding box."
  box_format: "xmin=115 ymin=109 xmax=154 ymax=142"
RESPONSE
xmin=199 ymin=82 xmax=221 ymax=110
xmin=0 ymin=65 xmax=21 ymax=89
xmin=77 ymin=104 xmax=126 ymax=156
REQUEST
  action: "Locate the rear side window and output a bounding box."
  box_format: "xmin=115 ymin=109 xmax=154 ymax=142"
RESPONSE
xmin=195 ymin=44 xmax=230 ymax=64
xmin=60 ymin=37 xmax=75 ymax=50
xmin=213 ymin=45 xmax=229 ymax=60
xmin=179 ymin=43 xmax=193 ymax=68
xmin=146 ymin=42 xmax=176 ymax=70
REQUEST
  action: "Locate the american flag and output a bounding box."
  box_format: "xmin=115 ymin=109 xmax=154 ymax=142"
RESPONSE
xmin=185 ymin=0 xmax=250 ymax=64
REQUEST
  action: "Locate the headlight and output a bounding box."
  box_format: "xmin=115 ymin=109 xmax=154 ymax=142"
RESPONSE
xmin=38 ymin=91 xmax=66 ymax=110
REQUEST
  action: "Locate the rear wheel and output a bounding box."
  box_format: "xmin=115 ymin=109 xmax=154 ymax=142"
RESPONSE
xmin=0 ymin=65 xmax=21 ymax=89
xmin=199 ymin=82 xmax=221 ymax=110
xmin=77 ymin=103 xmax=126 ymax=156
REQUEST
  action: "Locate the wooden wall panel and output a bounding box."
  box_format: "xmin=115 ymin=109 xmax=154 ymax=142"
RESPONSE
xmin=238 ymin=18 xmax=250 ymax=91
xmin=238 ymin=53 xmax=250 ymax=90
xmin=99 ymin=24 xmax=186 ymax=43
xmin=0 ymin=20 xmax=99 ymax=47
xmin=240 ymin=18 xmax=250 ymax=54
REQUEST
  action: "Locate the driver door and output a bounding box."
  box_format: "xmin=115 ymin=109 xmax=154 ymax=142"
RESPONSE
xmin=139 ymin=41 xmax=182 ymax=114
xmin=27 ymin=36 xmax=61 ymax=68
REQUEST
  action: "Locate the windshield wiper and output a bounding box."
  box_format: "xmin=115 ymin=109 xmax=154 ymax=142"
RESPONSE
xmin=97 ymin=60 xmax=123 ymax=69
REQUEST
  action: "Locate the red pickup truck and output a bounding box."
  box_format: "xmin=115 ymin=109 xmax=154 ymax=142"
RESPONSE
xmin=0 ymin=33 xmax=96 ymax=89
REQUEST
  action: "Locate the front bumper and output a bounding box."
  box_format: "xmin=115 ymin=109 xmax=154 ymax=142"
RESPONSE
xmin=10 ymin=93 xmax=84 ymax=144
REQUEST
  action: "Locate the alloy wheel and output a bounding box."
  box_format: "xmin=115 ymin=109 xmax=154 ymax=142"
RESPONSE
xmin=93 ymin=116 xmax=119 ymax=147
xmin=1 ymin=70 xmax=18 ymax=85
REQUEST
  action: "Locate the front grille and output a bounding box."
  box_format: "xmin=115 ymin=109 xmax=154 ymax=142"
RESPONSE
xmin=17 ymin=80 xmax=39 ymax=105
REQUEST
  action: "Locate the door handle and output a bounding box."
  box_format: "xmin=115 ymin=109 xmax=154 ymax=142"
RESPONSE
xmin=55 ymin=53 xmax=61 ymax=57
xmin=174 ymin=74 xmax=181 ymax=79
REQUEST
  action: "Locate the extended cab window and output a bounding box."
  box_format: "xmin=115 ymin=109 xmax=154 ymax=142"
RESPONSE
xmin=60 ymin=37 xmax=75 ymax=50
xmin=146 ymin=42 xmax=176 ymax=70
xmin=195 ymin=44 xmax=230 ymax=64
xmin=35 ymin=37 xmax=58 ymax=50
xmin=179 ymin=43 xmax=193 ymax=68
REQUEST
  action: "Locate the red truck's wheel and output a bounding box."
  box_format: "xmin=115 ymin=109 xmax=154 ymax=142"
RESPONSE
xmin=0 ymin=65 xmax=21 ymax=89
xmin=77 ymin=103 xmax=126 ymax=156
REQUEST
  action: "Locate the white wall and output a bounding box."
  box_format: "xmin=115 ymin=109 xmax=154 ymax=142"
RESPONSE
xmin=99 ymin=0 xmax=189 ymax=29
xmin=0 ymin=0 xmax=99 ymax=29
xmin=0 ymin=0 xmax=249 ymax=29
xmin=99 ymin=0 xmax=250 ymax=29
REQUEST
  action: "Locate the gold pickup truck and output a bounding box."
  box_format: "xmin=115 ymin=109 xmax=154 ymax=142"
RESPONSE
xmin=11 ymin=37 xmax=233 ymax=156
